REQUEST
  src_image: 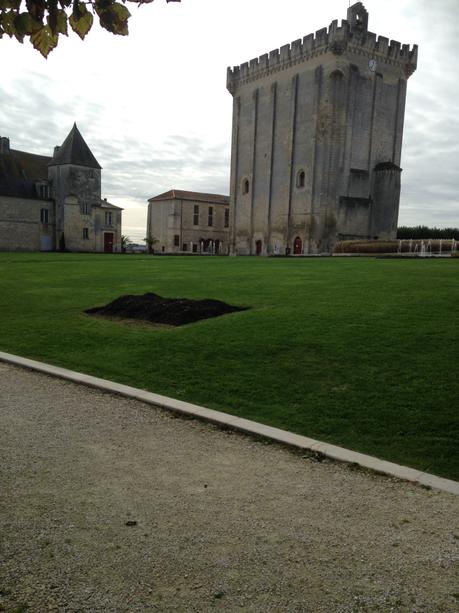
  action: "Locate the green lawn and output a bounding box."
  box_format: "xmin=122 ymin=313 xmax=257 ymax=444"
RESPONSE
xmin=1 ymin=252 xmax=458 ymax=480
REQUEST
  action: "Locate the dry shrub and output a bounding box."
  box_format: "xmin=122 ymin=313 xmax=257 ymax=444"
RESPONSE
xmin=334 ymin=240 xmax=398 ymax=254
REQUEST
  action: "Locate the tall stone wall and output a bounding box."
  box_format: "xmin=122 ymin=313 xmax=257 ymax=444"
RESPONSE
xmin=227 ymin=5 xmax=417 ymax=254
xmin=0 ymin=196 xmax=55 ymax=251
xmin=47 ymin=164 xmax=121 ymax=252
xmin=48 ymin=163 xmax=102 ymax=249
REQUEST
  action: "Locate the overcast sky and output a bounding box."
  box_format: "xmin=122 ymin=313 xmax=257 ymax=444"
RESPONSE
xmin=1 ymin=0 xmax=458 ymax=241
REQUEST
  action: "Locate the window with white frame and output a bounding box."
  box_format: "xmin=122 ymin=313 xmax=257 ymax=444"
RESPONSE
xmin=38 ymin=184 xmax=49 ymax=199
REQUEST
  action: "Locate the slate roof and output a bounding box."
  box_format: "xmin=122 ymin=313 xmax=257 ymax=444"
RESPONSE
xmin=148 ymin=189 xmax=229 ymax=205
xmin=100 ymin=198 xmax=123 ymax=210
xmin=49 ymin=123 xmax=101 ymax=169
xmin=0 ymin=149 xmax=51 ymax=199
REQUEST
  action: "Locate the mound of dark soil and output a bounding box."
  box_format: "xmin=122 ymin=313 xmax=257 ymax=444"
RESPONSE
xmin=85 ymin=292 xmax=248 ymax=327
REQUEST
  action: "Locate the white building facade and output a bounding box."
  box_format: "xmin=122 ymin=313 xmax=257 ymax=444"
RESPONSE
xmin=147 ymin=190 xmax=230 ymax=254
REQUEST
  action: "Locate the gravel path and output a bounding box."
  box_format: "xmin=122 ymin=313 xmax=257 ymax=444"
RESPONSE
xmin=1 ymin=362 xmax=458 ymax=613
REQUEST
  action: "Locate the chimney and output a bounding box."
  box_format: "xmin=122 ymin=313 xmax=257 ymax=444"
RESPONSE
xmin=0 ymin=137 xmax=10 ymax=154
xmin=53 ymin=145 xmax=60 ymax=157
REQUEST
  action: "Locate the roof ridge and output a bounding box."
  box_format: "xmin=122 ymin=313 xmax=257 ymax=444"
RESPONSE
xmin=148 ymin=189 xmax=229 ymax=204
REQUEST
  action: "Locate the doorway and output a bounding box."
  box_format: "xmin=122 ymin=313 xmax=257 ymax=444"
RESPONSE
xmin=104 ymin=232 xmax=114 ymax=253
xmin=293 ymin=236 xmax=302 ymax=255
xmin=255 ymin=240 xmax=262 ymax=255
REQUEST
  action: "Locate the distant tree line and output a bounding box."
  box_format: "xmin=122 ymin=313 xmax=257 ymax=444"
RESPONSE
xmin=397 ymin=226 xmax=459 ymax=239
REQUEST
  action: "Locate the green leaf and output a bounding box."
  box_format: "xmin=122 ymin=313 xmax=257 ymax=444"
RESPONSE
xmin=110 ymin=2 xmax=130 ymax=34
xmin=30 ymin=23 xmax=58 ymax=57
xmin=0 ymin=0 xmax=21 ymax=10
xmin=110 ymin=3 xmax=130 ymax=21
xmin=56 ymin=8 xmax=67 ymax=34
xmin=97 ymin=2 xmax=130 ymax=36
xmin=1 ymin=10 xmax=17 ymax=37
xmin=95 ymin=0 xmax=112 ymax=10
xmin=69 ymin=3 xmax=93 ymax=40
xmin=14 ymin=12 xmax=33 ymax=41
xmin=15 ymin=12 xmax=41 ymax=35
xmin=48 ymin=8 xmax=67 ymax=35
xmin=26 ymin=0 xmax=47 ymax=21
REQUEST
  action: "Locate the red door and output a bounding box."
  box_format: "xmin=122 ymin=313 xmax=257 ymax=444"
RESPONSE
xmin=255 ymin=240 xmax=262 ymax=255
xmin=294 ymin=237 xmax=302 ymax=255
xmin=104 ymin=232 xmax=114 ymax=253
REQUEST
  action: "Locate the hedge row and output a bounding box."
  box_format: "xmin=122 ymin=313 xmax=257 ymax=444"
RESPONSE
xmin=397 ymin=226 xmax=459 ymax=239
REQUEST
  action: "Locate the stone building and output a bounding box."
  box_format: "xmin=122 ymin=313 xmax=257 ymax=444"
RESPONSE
xmin=227 ymin=3 xmax=418 ymax=255
xmin=0 ymin=124 xmax=122 ymax=253
xmin=147 ymin=190 xmax=230 ymax=254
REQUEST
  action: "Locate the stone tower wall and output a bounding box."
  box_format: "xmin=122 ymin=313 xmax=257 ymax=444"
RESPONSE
xmin=371 ymin=165 xmax=402 ymax=238
xmin=48 ymin=163 xmax=102 ymax=250
xmin=227 ymin=5 xmax=417 ymax=254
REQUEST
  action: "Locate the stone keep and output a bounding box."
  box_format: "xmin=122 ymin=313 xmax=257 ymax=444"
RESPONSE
xmin=227 ymin=3 xmax=417 ymax=255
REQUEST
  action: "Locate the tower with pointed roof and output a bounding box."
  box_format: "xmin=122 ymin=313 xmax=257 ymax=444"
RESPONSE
xmin=48 ymin=123 xmax=106 ymax=251
xmin=0 ymin=124 xmax=122 ymax=252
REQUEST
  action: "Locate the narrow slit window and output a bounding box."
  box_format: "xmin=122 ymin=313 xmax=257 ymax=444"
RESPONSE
xmin=40 ymin=208 xmax=49 ymax=223
xmin=297 ymin=170 xmax=306 ymax=188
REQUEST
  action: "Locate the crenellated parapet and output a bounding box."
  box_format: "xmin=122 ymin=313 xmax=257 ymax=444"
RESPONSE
xmin=227 ymin=13 xmax=417 ymax=93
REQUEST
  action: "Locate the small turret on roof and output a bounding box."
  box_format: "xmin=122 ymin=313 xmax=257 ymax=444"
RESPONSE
xmin=48 ymin=123 xmax=101 ymax=169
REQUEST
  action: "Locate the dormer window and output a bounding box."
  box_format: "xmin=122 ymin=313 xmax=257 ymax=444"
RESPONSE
xmin=37 ymin=183 xmax=50 ymax=200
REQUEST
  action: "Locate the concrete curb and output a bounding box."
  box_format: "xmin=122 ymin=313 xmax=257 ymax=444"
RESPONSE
xmin=1 ymin=350 xmax=458 ymax=497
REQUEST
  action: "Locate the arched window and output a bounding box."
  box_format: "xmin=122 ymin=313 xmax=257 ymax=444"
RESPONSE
xmin=329 ymin=69 xmax=345 ymax=80
xmin=242 ymin=178 xmax=250 ymax=194
xmin=296 ymin=170 xmax=306 ymax=188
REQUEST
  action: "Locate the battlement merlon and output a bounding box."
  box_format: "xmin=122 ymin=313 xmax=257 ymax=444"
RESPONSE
xmin=226 ymin=15 xmax=418 ymax=93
